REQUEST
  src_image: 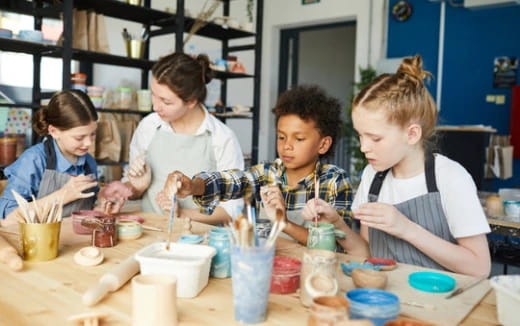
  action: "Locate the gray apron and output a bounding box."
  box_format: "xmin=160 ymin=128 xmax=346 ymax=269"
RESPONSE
xmin=367 ymin=152 xmax=456 ymax=270
xmin=37 ymin=137 xmax=96 ymax=218
xmin=142 ymin=126 xmax=217 ymax=214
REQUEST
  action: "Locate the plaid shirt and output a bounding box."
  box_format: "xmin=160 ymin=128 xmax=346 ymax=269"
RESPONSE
xmin=193 ymin=158 xmax=352 ymax=225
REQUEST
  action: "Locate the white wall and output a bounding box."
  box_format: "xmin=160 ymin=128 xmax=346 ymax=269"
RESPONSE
xmin=258 ymin=0 xmax=386 ymax=161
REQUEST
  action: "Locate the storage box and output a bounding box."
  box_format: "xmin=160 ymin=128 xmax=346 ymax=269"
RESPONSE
xmin=490 ymin=275 xmax=520 ymax=326
xmin=134 ymin=242 xmax=216 ymax=298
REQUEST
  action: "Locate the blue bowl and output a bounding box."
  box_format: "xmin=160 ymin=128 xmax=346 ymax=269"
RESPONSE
xmin=0 ymin=28 xmax=13 ymax=38
xmin=18 ymin=29 xmax=43 ymax=42
xmin=178 ymin=234 xmax=204 ymax=244
xmin=346 ymin=289 xmax=400 ymax=326
xmin=408 ymin=271 xmax=456 ymax=293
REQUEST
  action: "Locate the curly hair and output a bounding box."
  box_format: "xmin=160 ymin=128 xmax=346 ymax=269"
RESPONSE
xmin=272 ymin=85 xmax=343 ymax=158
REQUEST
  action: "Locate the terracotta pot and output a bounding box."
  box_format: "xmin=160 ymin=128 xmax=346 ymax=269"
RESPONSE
xmin=308 ymin=295 xmax=349 ymax=326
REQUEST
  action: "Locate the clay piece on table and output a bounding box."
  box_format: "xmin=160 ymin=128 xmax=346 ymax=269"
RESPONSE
xmin=74 ymin=246 xmax=104 ymax=266
xmin=351 ymin=268 xmax=388 ymax=289
xmin=340 ymin=261 xmax=380 ymax=276
xmin=182 ymin=216 xmax=193 ymax=235
xmin=364 ymin=257 xmax=398 ymax=271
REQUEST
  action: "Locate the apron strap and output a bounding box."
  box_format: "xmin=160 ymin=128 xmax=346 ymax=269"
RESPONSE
xmin=43 ymin=136 xmax=57 ymax=170
xmin=425 ymin=152 xmax=438 ymax=193
xmin=367 ymin=170 xmax=390 ymax=202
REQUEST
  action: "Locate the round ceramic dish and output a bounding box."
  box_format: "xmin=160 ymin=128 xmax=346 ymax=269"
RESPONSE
xmin=116 ymin=219 xmax=143 ymax=240
xmin=178 ymin=234 xmax=204 ymax=244
xmin=408 ymin=271 xmax=456 ymax=293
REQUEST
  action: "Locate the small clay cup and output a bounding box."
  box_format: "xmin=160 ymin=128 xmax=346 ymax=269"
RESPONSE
xmin=351 ymin=268 xmax=388 ymax=289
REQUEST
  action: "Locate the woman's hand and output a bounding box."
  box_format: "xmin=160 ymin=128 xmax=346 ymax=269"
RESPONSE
xmin=301 ymin=198 xmax=341 ymax=225
xmin=156 ymin=190 xmax=180 ymax=217
xmin=97 ymin=181 xmax=133 ymax=214
xmin=61 ymin=175 xmax=98 ymax=204
xmin=353 ymin=202 xmax=413 ymax=238
xmin=126 ymin=155 xmax=152 ymax=193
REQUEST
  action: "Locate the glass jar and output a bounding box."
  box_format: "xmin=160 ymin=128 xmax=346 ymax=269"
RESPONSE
xmin=117 ymin=87 xmax=133 ymax=109
xmin=307 ymin=222 xmax=337 ymax=251
xmin=300 ymin=249 xmax=337 ymax=307
xmin=208 ymin=228 xmax=231 ymax=278
xmin=93 ymin=216 xmax=117 ymax=248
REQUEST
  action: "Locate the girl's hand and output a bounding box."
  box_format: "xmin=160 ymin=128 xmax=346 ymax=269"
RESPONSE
xmin=127 ymin=156 xmax=152 ymax=193
xmin=61 ymin=175 xmax=97 ymax=204
xmin=260 ymin=185 xmax=286 ymax=222
xmin=302 ymin=198 xmax=341 ymax=225
xmin=353 ymin=202 xmax=412 ymax=238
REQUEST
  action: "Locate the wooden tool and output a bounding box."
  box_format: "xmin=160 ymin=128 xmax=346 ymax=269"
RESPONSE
xmin=445 ymin=277 xmax=487 ymax=299
xmin=82 ymin=255 xmax=140 ymax=306
xmin=0 ymin=234 xmax=23 ymax=271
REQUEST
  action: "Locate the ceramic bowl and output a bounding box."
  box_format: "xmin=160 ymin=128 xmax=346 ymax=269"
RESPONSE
xmin=0 ymin=28 xmax=13 ymax=38
xmin=351 ymin=268 xmax=388 ymax=289
xmin=503 ymin=200 xmax=520 ymax=220
xmin=116 ymin=219 xmax=143 ymax=240
xmin=18 ymin=29 xmax=43 ymax=42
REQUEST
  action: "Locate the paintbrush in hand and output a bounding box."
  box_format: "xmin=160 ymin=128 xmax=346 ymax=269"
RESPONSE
xmin=314 ymin=168 xmax=320 ymax=227
xmin=165 ymin=176 xmax=178 ymax=250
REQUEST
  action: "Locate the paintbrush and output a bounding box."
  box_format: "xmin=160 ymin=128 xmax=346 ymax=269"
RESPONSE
xmin=445 ymin=277 xmax=486 ymax=299
xmin=314 ymin=163 xmax=319 ymax=227
xmin=265 ymin=208 xmax=286 ymax=248
xmin=401 ymin=300 xmax=436 ymax=310
xmin=165 ymin=176 xmax=178 ymax=250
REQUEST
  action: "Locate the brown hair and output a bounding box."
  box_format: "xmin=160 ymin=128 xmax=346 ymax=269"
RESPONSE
xmin=353 ymin=55 xmax=437 ymax=147
xmin=32 ymin=90 xmax=98 ymax=136
xmin=272 ymin=85 xmax=343 ymax=158
xmin=151 ymin=52 xmax=213 ymax=104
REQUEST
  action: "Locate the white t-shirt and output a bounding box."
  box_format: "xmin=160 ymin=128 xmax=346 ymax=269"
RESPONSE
xmin=352 ymin=154 xmax=490 ymax=238
xmin=128 ymin=108 xmax=245 ymax=218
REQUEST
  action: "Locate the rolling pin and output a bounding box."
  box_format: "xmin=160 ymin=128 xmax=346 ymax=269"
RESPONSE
xmin=82 ymin=255 xmax=140 ymax=306
xmin=0 ymin=234 xmax=23 ymax=271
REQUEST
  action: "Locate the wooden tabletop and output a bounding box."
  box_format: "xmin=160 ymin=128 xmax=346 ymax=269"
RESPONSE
xmin=0 ymin=212 xmax=499 ymax=326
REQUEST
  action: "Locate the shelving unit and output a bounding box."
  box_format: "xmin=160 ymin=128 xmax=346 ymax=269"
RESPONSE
xmin=0 ymin=0 xmax=263 ymax=164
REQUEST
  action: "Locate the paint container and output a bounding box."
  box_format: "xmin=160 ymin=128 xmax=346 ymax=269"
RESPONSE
xmin=116 ymin=219 xmax=143 ymax=240
xmin=230 ymin=244 xmax=275 ymax=324
xmin=72 ymin=210 xmax=107 ymax=235
xmin=208 ymin=228 xmax=231 ymax=278
xmin=346 ymin=288 xmax=400 ymax=326
xmin=307 ymin=295 xmax=349 ymax=326
xmin=270 ymin=256 xmax=301 ymax=294
xmin=300 ymin=249 xmax=337 ymax=307
xmin=490 ymin=275 xmax=520 ymax=326
xmin=132 ymin=274 xmax=178 ymax=326
xmin=92 ymin=216 xmax=117 ymax=248
xmin=135 ymin=242 xmax=216 ymax=298
xmin=20 ymin=221 xmax=61 ymax=261
xmin=307 ymin=222 xmax=345 ymax=252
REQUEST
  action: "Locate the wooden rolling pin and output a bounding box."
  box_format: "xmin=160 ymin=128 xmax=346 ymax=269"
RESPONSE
xmin=0 ymin=234 xmax=23 ymax=271
xmin=82 ymin=255 xmax=140 ymax=306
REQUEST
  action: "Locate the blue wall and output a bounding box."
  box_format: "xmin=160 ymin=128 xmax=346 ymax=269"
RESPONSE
xmin=387 ymin=0 xmax=520 ymax=190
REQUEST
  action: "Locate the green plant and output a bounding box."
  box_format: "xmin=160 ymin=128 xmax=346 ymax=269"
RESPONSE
xmin=344 ymin=65 xmax=377 ymax=177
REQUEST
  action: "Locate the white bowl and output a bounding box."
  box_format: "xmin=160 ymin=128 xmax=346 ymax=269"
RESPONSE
xmin=490 ymin=275 xmax=520 ymax=326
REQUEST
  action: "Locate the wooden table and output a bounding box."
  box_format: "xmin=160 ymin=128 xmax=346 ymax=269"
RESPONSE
xmin=0 ymin=212 xmax=499 ymax=325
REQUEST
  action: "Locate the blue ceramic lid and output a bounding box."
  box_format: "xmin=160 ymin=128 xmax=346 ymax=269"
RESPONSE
xmin=408 ymin=271 xmax=456 ymax=293
xmin=178 ymin=234 xmax=204 ymax=244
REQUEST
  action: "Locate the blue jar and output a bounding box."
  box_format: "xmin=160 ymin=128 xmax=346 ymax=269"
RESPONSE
xmin=346 ymin=288 xmax=400 ymax=326
xmin=208 ymin=228 xmax=231 ymax=278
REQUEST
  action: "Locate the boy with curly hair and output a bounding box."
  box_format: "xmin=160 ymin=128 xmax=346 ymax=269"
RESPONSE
xmin=161 ymin=85 xmax=359 ymax=245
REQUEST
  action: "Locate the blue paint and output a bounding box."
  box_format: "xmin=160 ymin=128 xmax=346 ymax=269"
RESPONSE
xmin=177 ymin=234 xmax=204 ymax=244
xmin=208 ymin=228 xmax=231 ymax=278
xmin=346 ymin=289 xmax=400 ymax=326
xmin=387 ymin=0 xmax=520 ymax=191
xmin=340 ymin=261 xmax=380 ymax=276
xmin=408 ymin=271 xmax=456 ymax=293
xmin=230 ymin=244 xmax=275 ymax=324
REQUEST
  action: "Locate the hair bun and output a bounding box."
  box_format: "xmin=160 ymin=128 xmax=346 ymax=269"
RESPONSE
xmin=196 ymin=54 xmax=214 ymax=84
xmin=397 ymin=55 xmax=431 ymax=84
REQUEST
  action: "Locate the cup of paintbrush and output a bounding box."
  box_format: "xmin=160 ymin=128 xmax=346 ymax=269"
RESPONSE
xmin=20 ymin=221 xmax=61 ymax=261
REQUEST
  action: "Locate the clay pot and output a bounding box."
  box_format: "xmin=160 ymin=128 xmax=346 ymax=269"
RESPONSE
xmin=351 ymin=268 xmax=388 ymax=289
xmin=384 ymin=319 xmax=435 ymax=326
xmin=307 ymin=295 xmax=349 ymax=326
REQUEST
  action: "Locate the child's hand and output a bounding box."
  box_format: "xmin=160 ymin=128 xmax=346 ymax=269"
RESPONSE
xmin=353 ymin=202 xmax=412 ymax=238
xmin=126 ymin=155 xmax=151 ymax=193
xmin=260 ymin=185 xmax=285 ymax=222
xmin=61 ymin=175 xmax=98 ymax=203
xmin=301 ymin=198 xmax=341 ymax=225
